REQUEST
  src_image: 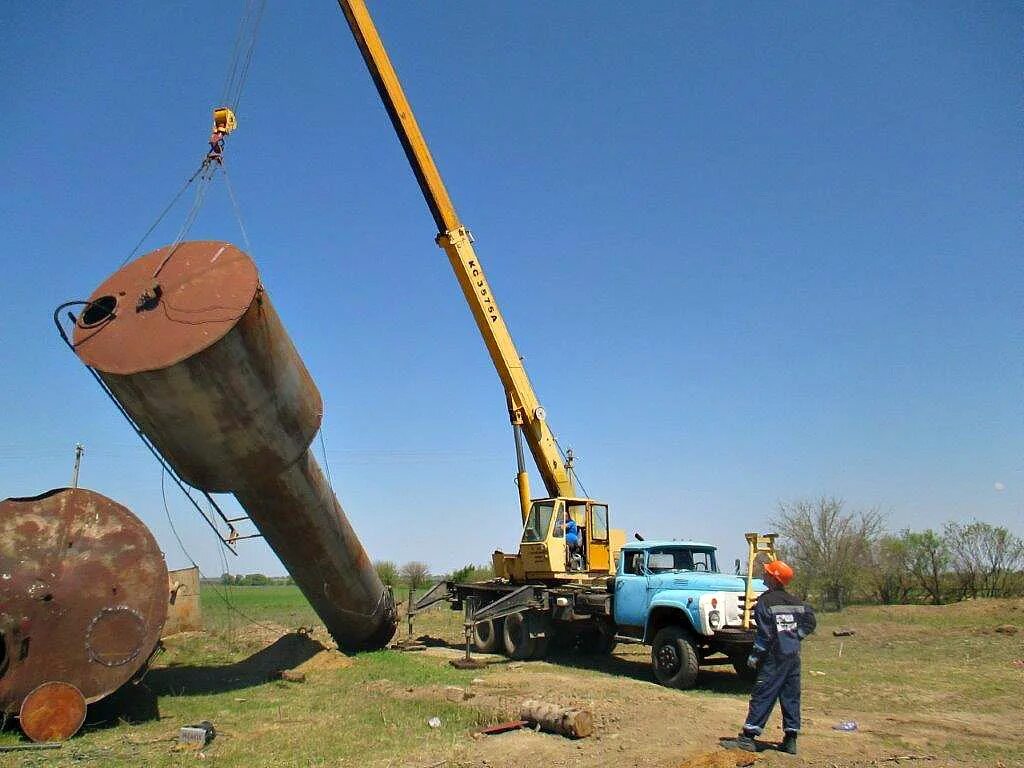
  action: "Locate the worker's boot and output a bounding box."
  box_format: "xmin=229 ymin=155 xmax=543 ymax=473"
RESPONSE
xmin=720 ymin=731 xmax=758 ymax=752
xmin=780 ymin=732 xmax=798 ymax=755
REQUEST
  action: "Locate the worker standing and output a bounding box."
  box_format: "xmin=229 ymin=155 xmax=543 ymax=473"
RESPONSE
xmin=722 ymin=560 xmax=816 ymax=755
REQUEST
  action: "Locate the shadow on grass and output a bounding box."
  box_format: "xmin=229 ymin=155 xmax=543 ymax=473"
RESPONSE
xmin=0 ymin=634 xmax=336 ymax=740
xmin=145 ymin=632 xmax=325 ymax=696
xmin=408 ymin=633 xmax=751 ymax=694
xmin=547 ymin=647 xmax=752 ymax=694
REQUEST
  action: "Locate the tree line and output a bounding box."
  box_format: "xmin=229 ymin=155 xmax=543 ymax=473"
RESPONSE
xmin=217 ymin=573 xmax=295 ymax=586
xmin=372 ymin=560 xmax=495 ymax=591
xmin=214 ymin=562 xmax=492 ymax=590
xmin=771 ymin=497 xmax=1024 ymax=608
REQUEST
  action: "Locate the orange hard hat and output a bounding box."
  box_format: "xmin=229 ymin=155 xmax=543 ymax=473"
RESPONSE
xmin=763 ymin=560 xmax=794 ymax=586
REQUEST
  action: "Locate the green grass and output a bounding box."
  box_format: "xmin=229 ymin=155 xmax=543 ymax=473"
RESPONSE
xmin=798 ymin=599 xmax=1023 ymax=764
xmin=0 ymin=584 xmax=493 ymax=768
xmin=3 ymin=585 xmax=1020 ymax=767
xmin=201 ymin=583 xmax=320 ymax=632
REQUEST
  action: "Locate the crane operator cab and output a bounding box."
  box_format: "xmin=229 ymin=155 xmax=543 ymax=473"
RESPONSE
xmin=493 ymin=498 xmax=626 ymax=583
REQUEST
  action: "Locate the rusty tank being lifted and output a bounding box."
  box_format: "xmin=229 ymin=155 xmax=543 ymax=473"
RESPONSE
xmin=0 ymin=488 xmax=168 ymax=741
xmin=71 ymin=240 xmax=396 ymax=651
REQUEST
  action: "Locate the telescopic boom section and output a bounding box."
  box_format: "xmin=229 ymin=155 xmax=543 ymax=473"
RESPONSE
xmin=337 ymin=1 xmax=576 ymax=506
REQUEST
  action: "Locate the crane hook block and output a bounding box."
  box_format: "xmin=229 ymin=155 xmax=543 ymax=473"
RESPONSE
xmin=212 ymin=107 xmax=238 ymax=135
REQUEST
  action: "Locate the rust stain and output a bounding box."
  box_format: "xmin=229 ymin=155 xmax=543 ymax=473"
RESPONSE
xmin=163 ymin=566 xmax=202 ymax=635
xmin=19 ymin=681 xmax=87 ymax=742
xmin=72 ymin=242 xmax=395 ymax=650
xmin=0 ymin=488 xmax=168 ymax=716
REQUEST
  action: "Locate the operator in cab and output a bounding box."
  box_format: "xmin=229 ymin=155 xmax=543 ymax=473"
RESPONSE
xmin=722 ymin=560 xmax=816 ymax=755
xmin=565 ymin=513 xmax=583 ymax=570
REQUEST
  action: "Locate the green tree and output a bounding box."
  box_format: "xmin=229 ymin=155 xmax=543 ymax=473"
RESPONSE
xmin=902 ymin=529 xmax=950 ymax=605
xmin=945 ymin=521 xmax=1024 ymax=598
xmin=772 ymin=497 xmax=884 ymax=609
xmin=399 ymin=561 xmax=431 ymax=591
xmin=375 ymin=560 xmax=399 ymax=588
xmin=866 ymin=535 xmax=913 ymax=604
xmin=447 ymin=563 xmax=495 ymax=583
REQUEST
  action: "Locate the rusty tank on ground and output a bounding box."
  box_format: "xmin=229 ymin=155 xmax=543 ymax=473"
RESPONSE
xmin=71 ymin=240 xmax=396 ymax=651
xmin=0 ymin=488 xmax=168 ymax=741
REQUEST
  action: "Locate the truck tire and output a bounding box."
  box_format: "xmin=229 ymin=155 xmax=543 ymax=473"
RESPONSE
xmin=502 ymin=611 xmax=538 ymax=660
xmin=577 ymin=622 xmax=618 ymax=655
xmin=651 ymin=626 xmax=700 ymax=689
xmin=730 ymin=653 xmax=758 ymax=682
xmin=471 ymin=618 xmax=504 ymax=653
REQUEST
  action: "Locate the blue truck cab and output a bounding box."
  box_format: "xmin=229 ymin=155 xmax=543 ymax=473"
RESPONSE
xmin=612 ymin=540 xmax=765 ymax=688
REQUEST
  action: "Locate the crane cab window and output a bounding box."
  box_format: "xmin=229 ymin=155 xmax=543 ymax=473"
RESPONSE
xmin=566 ymin=502 xmax=587 ymax=536
xmin=522 ymin=501 xmax=556 ymax=543
xmin=591 ymin=504 xmax=608 ymax=541
xmin=552 ymin=507 xmax=566 ymax=538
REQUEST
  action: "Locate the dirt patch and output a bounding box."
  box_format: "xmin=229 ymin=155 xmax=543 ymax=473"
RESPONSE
xmin=401 ymin=645 xmax=986 ymax=768
xmin=291 ymin=649 xmax=354 ymax=674
xmin=678 ymin=750 xmax=759 ymax=768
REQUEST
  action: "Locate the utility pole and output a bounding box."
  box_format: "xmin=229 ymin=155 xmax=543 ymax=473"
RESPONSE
xmin=71 ymin=443 xmax=84 ymax=489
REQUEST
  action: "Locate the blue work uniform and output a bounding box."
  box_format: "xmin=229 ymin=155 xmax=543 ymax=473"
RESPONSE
xmin=743 ymin=587 xmax=816 ymax=737
xmin=565 ymin=519 xmax=580 ymax=550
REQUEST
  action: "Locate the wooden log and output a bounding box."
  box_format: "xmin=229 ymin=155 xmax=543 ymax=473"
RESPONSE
xmin=519 ymin=700 xmax=594 ymax=739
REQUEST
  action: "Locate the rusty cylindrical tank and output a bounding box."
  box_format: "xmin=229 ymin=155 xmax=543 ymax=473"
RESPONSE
xmin=0 ymin=488 xmax=168 ymax=739
xmin=72 ymin=241 xmax=396 ymax=650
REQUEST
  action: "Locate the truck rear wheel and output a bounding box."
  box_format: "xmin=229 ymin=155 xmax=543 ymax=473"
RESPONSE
xmin=471 ymin=618 xmax=503 ymax=655
xmin=651 ymin=626 xmax=699 ymax=689
xmin=471 ymin=618 xmax=504 ymax=653
xmin=577 ymin=622 xmax=618 ymax=655
xmin=503 ymin=611 xmax=543 ymax=660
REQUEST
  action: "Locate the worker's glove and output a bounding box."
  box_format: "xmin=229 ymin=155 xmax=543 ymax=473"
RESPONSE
xmin=746 ymin=654 xmax=760 ymax=670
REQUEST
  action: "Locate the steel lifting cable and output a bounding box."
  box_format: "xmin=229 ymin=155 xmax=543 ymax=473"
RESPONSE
xmin=150 ymin=161 xmax=219 ymax=279
xmin=221 ymin=163 xmax=252 ymax=253
xmin=148 ymin=0 xmax=266 ymax=278
xmin=221 ymin=0 xmax=267 ymax=112
xmin=554 ymin=436 xmax=590 ymax=498
xmin=119 ymin=162 xmax=208 ymax=269
xmin=54 ymin=0 xmax=270 ymax=563
xmin=160 ymin=470 xmax=282 ymax=635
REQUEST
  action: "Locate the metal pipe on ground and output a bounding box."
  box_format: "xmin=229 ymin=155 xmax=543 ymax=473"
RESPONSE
xmin=0 ymin=488 xmax=169 ymax=741
xmin=71 ymin=241 xmax=396 ymax=651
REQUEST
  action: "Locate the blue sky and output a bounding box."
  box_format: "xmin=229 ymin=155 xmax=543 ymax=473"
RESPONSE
xmin=1 ymin=2 xmax=1019 ymax=576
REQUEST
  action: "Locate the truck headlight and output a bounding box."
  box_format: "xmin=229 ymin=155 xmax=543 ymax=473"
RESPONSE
xmin=708 ymin=610 xmax=721 ymax=629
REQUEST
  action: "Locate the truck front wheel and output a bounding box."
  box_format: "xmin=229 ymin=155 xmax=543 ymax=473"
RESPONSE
xmin=651 ymin=626 xmax=700 ymax=689
xmin=730 ymin=652 xmax=759 ymax=682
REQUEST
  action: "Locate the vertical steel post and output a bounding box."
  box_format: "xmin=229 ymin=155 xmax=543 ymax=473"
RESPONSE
xmin=70 ymin=443 xmax=84 ymax=489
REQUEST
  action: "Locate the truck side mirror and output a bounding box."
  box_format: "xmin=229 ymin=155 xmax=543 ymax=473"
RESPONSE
xmin=734 ymin=558 xmax=741 ymax=574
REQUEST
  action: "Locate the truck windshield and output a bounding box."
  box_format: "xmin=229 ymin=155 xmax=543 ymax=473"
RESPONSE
xmin=522 ymin=502 xmax=555 ymax=542
xmin=647 ymin=547 xmax=718 ymax=573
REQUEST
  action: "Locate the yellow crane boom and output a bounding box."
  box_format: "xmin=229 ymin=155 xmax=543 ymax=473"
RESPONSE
xmin=337 ymin=0 xmax=575 ymax=520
